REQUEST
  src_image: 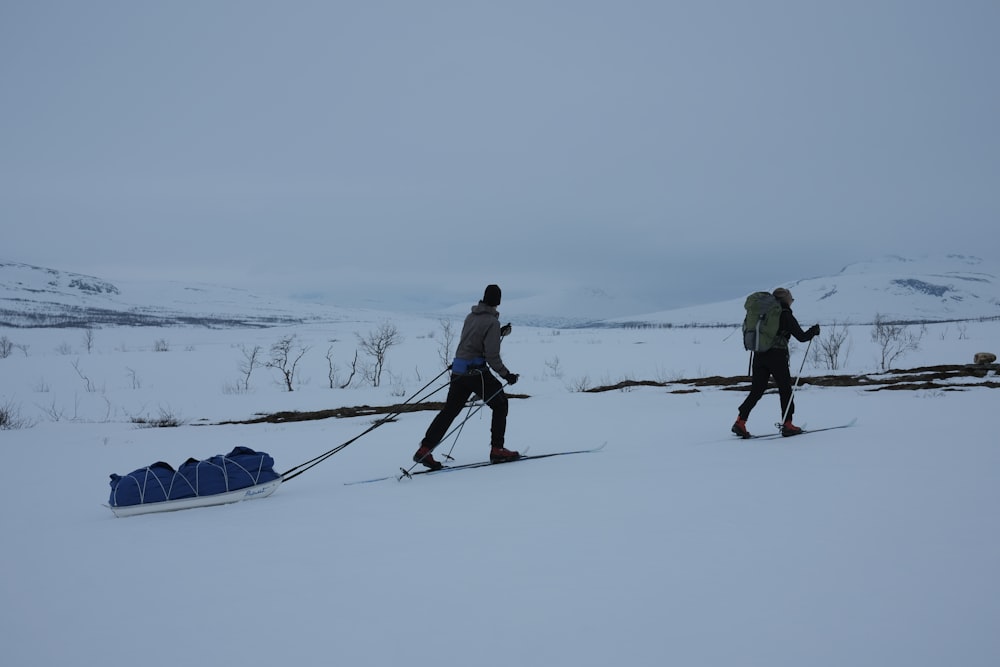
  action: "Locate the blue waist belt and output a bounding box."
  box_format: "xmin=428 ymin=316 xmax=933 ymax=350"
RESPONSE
xmin=452 ymin=357 xmax=486 ymax=374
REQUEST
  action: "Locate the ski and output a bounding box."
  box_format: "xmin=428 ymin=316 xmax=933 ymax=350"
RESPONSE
xmin=738 ymin=418 xmax=858 ymax=441
xmin=344 ymin=443 xmax=606 ymax=486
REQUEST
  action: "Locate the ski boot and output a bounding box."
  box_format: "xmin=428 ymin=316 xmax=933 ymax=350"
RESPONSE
xmin=732 ymin=417 xmax=751 ymax=439
xmin=413 ymin=445 xmax=443 ymax=470
xmin=490 ymin=447 xmax=521 ymax=463
xmin=781 ymin=420 xmax=803 ymax=437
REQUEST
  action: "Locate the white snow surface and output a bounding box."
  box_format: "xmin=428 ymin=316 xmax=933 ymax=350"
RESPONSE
xmin=2 ymin=268 xmax=1000 ymax=666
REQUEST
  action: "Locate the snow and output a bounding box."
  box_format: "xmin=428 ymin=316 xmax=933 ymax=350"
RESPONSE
xmin=2 ymin=306 xmax=999 ymax=666
xmin=617 ymin=254 xmax=1000 ymax=326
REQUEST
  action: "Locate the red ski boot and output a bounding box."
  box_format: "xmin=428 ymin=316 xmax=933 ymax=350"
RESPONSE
xmin=412 ymin=445 xmax=443 ymax=470
xmin=781 ymin=420 xmax=803 ymax=437
xmin=490 ymin=447 xmax=521 ymax=463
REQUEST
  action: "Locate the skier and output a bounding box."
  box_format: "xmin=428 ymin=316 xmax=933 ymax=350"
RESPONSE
xmin=732 ymin=287 xmax=819 ymax=438
xmin=413 ymin=284 xmax=521 ymax=470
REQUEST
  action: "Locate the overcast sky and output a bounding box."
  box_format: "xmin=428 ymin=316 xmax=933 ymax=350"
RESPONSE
xmin=3 ymin=1 xmax=998 ymax=312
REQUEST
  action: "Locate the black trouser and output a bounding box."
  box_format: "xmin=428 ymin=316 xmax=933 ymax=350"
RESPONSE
xmin=422 ymin=370 xmax=508 ymax=449
xmin=738 ymin=348 xmax=795 ymax=421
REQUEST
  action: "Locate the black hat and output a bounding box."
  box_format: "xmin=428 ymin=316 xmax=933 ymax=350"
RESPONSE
xmin=483 ymin=284 xmax=501 ymax=307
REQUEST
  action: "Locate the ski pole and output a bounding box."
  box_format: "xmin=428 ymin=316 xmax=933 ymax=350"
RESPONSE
xmin=780 ymin=338 xmax=813 ymax=427
xmin=439 ymin=401 xmax=475 ymax=463
xmin=439 ymin=370 xmax=488 ymax=462
xmin=281 ymin=366 xmax=452 ymax=482
xmin=400 ymin=381 xmax=509 ymax=478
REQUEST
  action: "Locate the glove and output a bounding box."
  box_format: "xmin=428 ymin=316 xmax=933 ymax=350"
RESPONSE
xmin=505 ymin=373 xmax=519 ymax=385
xmin=500 ymin=322 xmax=512 ymax=337
xmin=807 ymin=324 xmax=820 ymax=338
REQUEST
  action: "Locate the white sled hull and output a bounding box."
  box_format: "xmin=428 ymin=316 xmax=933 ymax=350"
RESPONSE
xmin=108 ymin=477 xmax=282 ymax=518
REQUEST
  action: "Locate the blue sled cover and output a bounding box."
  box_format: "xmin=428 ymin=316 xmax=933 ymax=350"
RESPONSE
xmin=109 ymin=446 xmax=280 ymax=508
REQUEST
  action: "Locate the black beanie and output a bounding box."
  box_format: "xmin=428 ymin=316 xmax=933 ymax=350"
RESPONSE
xmin=483 ymin=284 xmax=501 ymax=307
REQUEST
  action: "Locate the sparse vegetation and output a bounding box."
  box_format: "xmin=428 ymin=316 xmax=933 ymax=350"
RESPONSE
xmin=357 ymin=322 xmax=401 ymax=387
xmin=265 ymin=335 xmax=310 ymax=391
xmin=437 ymin=319 xmax=456 ymax=368
xmin=811 ymin=320 xmax=852 ymax=371
xmin=871 ymin=314 xmax=923 ymax=372
xmin=325 ymin=344 xmax=359 ymax=389
xmin=1 ymin=398 xmax=34 ymax=429
xmin=129 ymin=406 xmax=185 ymax=428
xmin=71 ymin=359 xmax=96 ymax=392
xmin=238 ymin=344 xmax=262 ymax=392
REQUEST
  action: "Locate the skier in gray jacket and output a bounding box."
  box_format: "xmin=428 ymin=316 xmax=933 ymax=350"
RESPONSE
xmin=413 ymin=284 xmax=521 ymax=470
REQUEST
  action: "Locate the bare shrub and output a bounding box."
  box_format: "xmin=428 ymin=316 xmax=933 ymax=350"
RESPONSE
xmin=71 ymin=359 xmax=96 ymax=392
xmin=871 ymin=313 xmax=922 ymax=372
xmin=37 ymin=398 xmax=65 ymax=422
xmin=221 ymin=381 xmax=246 ymax=395
xmin=357 ymin=322 xmax=402 ymax=387
xmin=130 ymin=406 xmax=185 ymax=428
xmin=0 ymin=336 xmax=14 ymax=359
xmin=544 ymin=356 xmax=564 ymax=379
xmin=325 ymin=344 xmax=359 ymax=389
xmin=811 ymin=320 xmax=852 ymax=371
xmin=266 ymin=335 xmax=310 ymax=391
xmin=437 ymin=319 xmax=456 ymax=368
xmin=238 ymin=344 xmax=262 ymax=391
xmin=1 ymin=398 xmax=35 ymax=429
xmin=340 ymin=350 xmax=359 ymax=388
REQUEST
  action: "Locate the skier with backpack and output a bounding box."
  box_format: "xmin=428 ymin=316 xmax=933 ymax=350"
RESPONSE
xmin=733 ymin=287 xmax=820 ymax=438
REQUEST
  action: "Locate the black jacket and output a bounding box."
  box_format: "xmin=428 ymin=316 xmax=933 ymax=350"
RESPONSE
xmin=774 ymin=304 xmax=814 ymax=350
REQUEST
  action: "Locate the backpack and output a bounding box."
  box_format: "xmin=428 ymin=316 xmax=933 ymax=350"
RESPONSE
xmin=742 ymin=291 xmax=783 ymax=352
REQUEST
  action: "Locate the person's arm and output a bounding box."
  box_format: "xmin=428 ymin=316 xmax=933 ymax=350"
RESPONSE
xmin=483 ymin=321 xmax=512 ymax=378
xmin=783 ymin=310 xmax=818 ymax=342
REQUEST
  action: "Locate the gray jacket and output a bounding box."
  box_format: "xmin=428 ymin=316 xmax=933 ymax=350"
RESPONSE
xmin=454 ymin=302 xmax=511 ymax=378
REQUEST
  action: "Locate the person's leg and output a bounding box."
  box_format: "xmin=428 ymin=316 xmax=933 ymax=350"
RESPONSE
xmin=470 ymin=372 xmax=517 ymax=460
xmin=421 ymin=378 xmax=471 ymax=448
xmin=770 ymin=353 xmax=795 ymax=422
xmin=738 ymin=354 xmax=771 ymax=420
xmin=768 ymin=352 xmax=802 ymax=436
xmin=475 ymin=372 xmax=508 ymax=449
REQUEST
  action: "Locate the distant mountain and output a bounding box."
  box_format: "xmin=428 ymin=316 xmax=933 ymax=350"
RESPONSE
xmin=0 ymin=261 xmax=358 ymax=328
xmin=611 ymin=254 xmax=1000 ymax=327
xmin=439 ymin=284 xmax=653 ymax=327
xmin=4 ymin=255 xmax=999 ymax=329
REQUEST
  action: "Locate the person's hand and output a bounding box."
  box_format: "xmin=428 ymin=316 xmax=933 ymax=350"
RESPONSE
xmin=500 ymin=323 xmax=512 ymax=337
xmin=505 ymin=373 xmax=519 ymax=385
xmin=807 ymin=324 xmax=820 ymax=338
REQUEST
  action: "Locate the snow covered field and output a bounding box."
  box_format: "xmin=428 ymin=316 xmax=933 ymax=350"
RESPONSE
xmin=2 ymin=314 xmax=998 ymax=666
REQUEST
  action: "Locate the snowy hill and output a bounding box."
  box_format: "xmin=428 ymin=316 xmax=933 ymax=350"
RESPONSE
xmin=4 ymin=255 xmax=1000 ymax=329
xmin=440 ymin=284 xmax=654 ymax=327
xmin=613 ymin=254 xmax=1000 ymax=326
xmin=0 ymin=261 xmax=370 ymax=328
